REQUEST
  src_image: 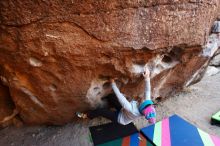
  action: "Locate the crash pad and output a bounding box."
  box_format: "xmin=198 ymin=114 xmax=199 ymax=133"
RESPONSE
xmin=140 ymin=114 xmax=220 ymax=146
xmin=211 ymin=110 xmax=220 ymax=126
xmin=97 ymin=132 xmax=154 ymax=146
xmin=89 ymin=122 xmax=138 ymax=146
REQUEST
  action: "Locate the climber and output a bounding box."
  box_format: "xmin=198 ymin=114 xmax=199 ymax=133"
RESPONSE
xmin=76 ymin=66 xmax=156 ymax=125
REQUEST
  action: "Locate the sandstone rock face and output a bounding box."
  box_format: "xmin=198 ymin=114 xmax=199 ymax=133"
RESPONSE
xmin=0 ymin=83 xmax=14 ymax=127
xmin=0 ymin=0 xmax=220 ymax=125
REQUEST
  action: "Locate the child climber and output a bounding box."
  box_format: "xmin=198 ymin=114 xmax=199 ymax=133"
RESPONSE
xmin=77 ymin=66 xmax=156 ymax=125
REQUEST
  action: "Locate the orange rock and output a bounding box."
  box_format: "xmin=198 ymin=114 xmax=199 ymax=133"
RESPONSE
xmin=0 ymin=83 xmax=14 ymax=127
xmin=0 ymin=0 xmax=220 ymax=125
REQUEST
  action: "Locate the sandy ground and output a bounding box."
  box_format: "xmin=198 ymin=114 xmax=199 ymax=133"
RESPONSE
xmin=0 ymin=73 xmax=220 ymax=146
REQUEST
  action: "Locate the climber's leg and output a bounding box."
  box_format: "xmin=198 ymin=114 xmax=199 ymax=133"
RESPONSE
xmin=103 ymin=93 xmax=122 ymax=111
xmin=86 ymin=108 xmax=118 ymax=123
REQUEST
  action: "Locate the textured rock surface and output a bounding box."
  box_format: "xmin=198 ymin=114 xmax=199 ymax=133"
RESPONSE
xmin=0 ymin=0 xmax=220 ymax=125
xmin=0 ymin=83 xmax=14 ymax=127
xmin=210 ymin=53 xmax=220 ymax=66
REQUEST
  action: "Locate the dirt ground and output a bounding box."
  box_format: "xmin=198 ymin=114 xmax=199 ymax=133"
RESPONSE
xmin=0 ymin=73 xmax=220 ymax=146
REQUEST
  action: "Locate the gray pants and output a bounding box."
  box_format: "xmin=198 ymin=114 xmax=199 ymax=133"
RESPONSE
xmin=87 ymin=94 xmax=122 ymax=123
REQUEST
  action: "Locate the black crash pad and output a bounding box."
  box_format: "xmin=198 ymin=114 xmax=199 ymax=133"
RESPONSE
xmin=89 ymin=122 xmax=138 ymax=146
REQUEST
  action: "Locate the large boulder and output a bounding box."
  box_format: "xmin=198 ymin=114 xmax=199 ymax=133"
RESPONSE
xmin=0 ymin=0 xmax=220 ymax=125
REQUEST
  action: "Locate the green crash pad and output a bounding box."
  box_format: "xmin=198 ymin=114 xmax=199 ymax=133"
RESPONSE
xmin=211 ymin=110 xmax=220 ymax=126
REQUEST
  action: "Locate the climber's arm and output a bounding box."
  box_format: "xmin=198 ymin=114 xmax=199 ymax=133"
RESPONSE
xmin=143 ymin=67 xmax=151 ymax=100
xmin=111 ymin=79 xmax=133 ymax=112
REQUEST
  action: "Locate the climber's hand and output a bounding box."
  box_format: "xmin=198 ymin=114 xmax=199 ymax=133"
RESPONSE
xmin=110 ymin=78 xmax=115 ymax=83
xmin=143 ymin=67 xmax=150 ymax=79
xmin=110 ymin=77 xmax=118 ymax=83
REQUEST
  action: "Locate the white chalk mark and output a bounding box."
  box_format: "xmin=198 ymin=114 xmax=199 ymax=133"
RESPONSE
xmin=49 ymin=84 xmax=57 ymax=92
xmin=29 ymin=57 xmax=42 ymax=67
xmin=20 ymin=87 xmax=45 ymax=108
xmin=130 ymin=64 xmax=145 ymax=74
xmin=86 ymin=79 xmax=111 ymax=108
xmin=0 ymin=76 xmax=8 ymax=85
xmin=130 ymin=55 xmax=179 ymax=78
xmin=45 ymin=34 xmax=59 ymax=39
